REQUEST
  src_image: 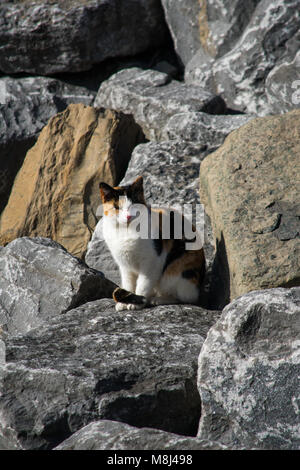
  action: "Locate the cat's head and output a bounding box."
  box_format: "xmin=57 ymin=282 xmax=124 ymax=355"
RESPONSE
xmin=99 ymin=176 xmax=146 ymax=224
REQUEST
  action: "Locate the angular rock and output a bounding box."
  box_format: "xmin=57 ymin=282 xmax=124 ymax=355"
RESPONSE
xmin=55 ymin=419 xmax=226 ymax=450
xmin=0 ymin=299 xmax=220 ymax=449
xmin=198 ymin=287 xmax=300 ymax=450
xmin=0 ymin=0 xmax=168 ymax=75
xmin=199 ymin=110 xmax=300 ymax=302
xmin=0 ymin=76 xmax=95 ymax=214
xmin=186 ymin=0 xmax=300 ymax=115
xmin=94 ymin=68 xmax=226 ymax=140
xmin=0 ymin=103 xmax=144 ymax=258
xmin=162 ymin=0 xmax=260 ymax=66
xmin=0 ymin=237 xmax=120 ymax=336
xmin=85 ymin=140 xmax=212 ymax=286
xmin=161 ymin=112 xmax=254 ymax=149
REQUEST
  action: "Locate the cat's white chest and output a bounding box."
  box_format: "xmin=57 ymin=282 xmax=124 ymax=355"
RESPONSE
xmin=103 ymin=219 xmax=149 ymax=270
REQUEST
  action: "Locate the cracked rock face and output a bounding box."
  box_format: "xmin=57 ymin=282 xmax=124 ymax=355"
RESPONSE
xmin=197 ymin=287 xmax=300 ymax=450
xmin=161 ymin=0 xmax=260 ymax=66
xmin=186 ymin=0 xmax=300 ymax=116
xmin=0 ymin=298 xmax=219 ymax=449
xmin=0 ymin=0 xmax=168 ymax=75
xmin=199 ymin=110 xmax=300 ymax=301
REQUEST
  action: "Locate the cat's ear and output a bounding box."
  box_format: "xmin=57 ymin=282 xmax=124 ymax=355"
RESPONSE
xmin=99 ymin=182 xmax=115 ymax=202
xmin=131 ymin=176 xmax=144 ymax=191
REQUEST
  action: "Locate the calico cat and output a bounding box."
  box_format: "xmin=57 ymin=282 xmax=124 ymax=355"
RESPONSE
xmin=99 ymin=176 xmax=206 ymax=311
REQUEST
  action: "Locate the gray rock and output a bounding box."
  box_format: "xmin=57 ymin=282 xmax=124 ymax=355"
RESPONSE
xmin=0 ymin=75 xmax=95 ymax=214
xmin=162 ymin=0 xmax=260 ymax=66
xmin=0 ymin=420 xmax=23 ymax=450
xmin=55 ymin=419 xmax=226 ymax=450
xmin=186 ymin=0 xmax=300 ymax=115
xmin=266 ymin=49 xmax=300 ymax=115
xmin=94 ymin=68 xmax=226 ymax=140
xmin=0 ymin=0 xmax=168 ymax=75
xmin=161 ymin=112 xmax=254 ymax=149
xmin=160 ymin=0 xmax=202 ymax=66
xmin=198 ymin=287 xmax=300 ymax=450
xmin=0 ymin=237 xmax=119 ymax=336
xmin=0 ymin=299 xmax=220 ymax=449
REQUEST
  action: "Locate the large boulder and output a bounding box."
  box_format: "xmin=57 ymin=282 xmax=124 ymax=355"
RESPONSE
xmin=0 ymin=103 xmax=144 ymax=258
xmin=161 ymin=0 xmax=260 ymax=66
xmin=0 ymin=0 xmax=168 ymax=75
xmin=0 ymin=76 xmax=95 ymax=214
xmin=0 ymin=237 xmax=120 ymax=336
xmin=94 ymin=68 xmax=226 ymax=140
xmin=199 ymin=110 xmax=300 ymax=303
xmin=197 ymin=287 xmax=300 ymax=450
xmin=55 ymin=420 xmax=226 ymax=450
xmin=186 ymin=0 xmax=300 ymax=115
xmin=0 ymin=298 xmax=219 ymax=449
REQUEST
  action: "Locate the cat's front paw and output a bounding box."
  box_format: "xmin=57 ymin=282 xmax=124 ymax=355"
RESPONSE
xmin=115 ymin=302 xmax=128 ymax=312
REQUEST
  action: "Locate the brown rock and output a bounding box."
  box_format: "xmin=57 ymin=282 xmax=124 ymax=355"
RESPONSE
xmin=0 ymin=104 xmax=144 ymax=258
xmin=199 ymin=110 xmax=300 ymax=303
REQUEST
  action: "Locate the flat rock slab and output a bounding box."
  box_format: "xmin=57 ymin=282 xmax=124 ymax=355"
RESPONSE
xmin=55 ymin=419 xmax=226 ymax=450
xmin=199 ymin=110 xmax=300 ymax=301
xmin=198 ymin=287 xmax=300 ymax=450
xmin=0 ymin=299 xmax=219 ymax=449
xmin=0 ymin=0 xmax=168 ymax=74
xmin=0 ymin=237 xmax=118 ymax=336
xmin=95 ymin=68 xmax=226 ymax=140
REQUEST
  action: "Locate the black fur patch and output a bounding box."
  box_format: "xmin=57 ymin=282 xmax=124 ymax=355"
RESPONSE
xmin=153 ymin=238 xmax=163 ymax=256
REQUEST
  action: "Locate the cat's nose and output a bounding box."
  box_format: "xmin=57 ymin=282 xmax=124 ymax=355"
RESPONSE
xmin=126 ymin=214 xmax=132 ymax=221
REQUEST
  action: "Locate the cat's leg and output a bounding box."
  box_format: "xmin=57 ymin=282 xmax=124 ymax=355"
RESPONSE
xmin=120 ymin=267 xmax=137 ymax=293
xmin=125 ymin=271 xmax=159 ymax=310
xmin=115 ymin=268 xmax=138 ymax=312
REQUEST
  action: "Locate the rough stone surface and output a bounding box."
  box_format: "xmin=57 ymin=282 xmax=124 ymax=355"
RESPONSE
xmin=0 ymin=103 xmax=145 ymax=258
xmin=162 ymin=0 xmax=260 ymax=66
xmin=55 ymin=419 xmax=226 ymax=450
xmin=85 ymin=140 xmax=212 ymax=288
xmin=0 ymin=0 xmax=168 ymax=74
xmin=161 ymin=112 xmax=254 ymax=149
xmin=199 ymin=110 xmax=300 ymax=302
xmin=186 ymin=0 xmax=300 ymax=115
xmin=0 ymin=299 xmax=219 ymax=449
xmin=0 ymin=237 xmax=120 ymax=336
xmin=198 ymin=287 xmax=300 ymax=450
xmin=0 ymin=76 xmax=95 ymax=214
xmin=266 ymin=49 xmax=300 ymax=115
xmin=94 ymin=68 xmax=226 ymax=140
